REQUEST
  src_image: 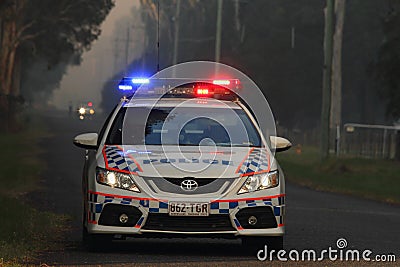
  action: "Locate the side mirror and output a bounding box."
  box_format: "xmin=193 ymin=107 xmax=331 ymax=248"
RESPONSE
xmin=270 ymin=136 xmax=292 ymax=152
xmin=73 ymin=133 xmax=98 ymax=150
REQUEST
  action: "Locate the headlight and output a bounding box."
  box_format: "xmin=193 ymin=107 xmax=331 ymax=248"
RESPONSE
xmin=238 ymin=170 xmax=279 ymax=194
xmin=89 ymin=109 xmax=95 ymax=114
xmin=96 ymin=168 xmax=140 ymax=193
xmin=78 ymin=107 xmax=86 ymax=115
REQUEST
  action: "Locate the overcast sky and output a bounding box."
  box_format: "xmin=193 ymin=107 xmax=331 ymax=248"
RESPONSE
xmin=52 ymin=0 xmax=139 ymax=111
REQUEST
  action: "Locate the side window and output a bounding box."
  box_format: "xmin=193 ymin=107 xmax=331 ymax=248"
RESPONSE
xmin=105 ymin=108 xmax=127 ymax=145
xmin=97 ymin=105 xmax=118 ymax=147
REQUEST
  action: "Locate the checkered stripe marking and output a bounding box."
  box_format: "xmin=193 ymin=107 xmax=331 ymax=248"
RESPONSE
xmin=87 ymin=192 xmax=169 ymax=224
xmin=88 ymin=191 xmax=284 ymax=227
xmin=103 ymin=145 xmax=142 ymax=174
xmin=88 ymin=192 xmax=99 ymax=224
xmin=211 ymin=196 xmax=285 ymax=227
xmin=236 ymin=148 xmax=270 ymax=176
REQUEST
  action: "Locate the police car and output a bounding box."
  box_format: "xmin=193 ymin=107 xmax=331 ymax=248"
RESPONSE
xmin=73 ymin=77 xmax=291 ymax=252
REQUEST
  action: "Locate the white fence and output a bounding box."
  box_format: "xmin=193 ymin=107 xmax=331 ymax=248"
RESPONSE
xmin=341 ymin=123 xmax=400 ymax=159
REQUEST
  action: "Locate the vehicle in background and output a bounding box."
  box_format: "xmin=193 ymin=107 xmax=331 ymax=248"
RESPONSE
xmin=77 ymin=101 xmax=95 ymax=120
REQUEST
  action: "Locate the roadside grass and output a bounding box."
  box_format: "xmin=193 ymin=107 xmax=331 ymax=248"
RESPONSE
xmin=277 ymin=146 xmax=400 ymax=204
xmin=0 ymin=113 xmax=67 ymax=264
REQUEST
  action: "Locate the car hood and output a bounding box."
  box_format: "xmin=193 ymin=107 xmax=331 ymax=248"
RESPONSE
xmin=100 ymin=145 xmax=274 ymax=178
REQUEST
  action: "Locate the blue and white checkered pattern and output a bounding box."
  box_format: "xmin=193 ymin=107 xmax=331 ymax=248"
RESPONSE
xmin=237 ymin=148 xmax=269 ymax=175
xmin=88 ymin=192 xmax=284 ymax=228
xmin=103 ymin=145 xmax=141 ymax=173
xmin=210 ymin=197 xmax=285 ymax=227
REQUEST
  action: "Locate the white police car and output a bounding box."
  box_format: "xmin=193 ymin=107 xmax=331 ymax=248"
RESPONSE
xmin=73 ymin=77 xmax=291 ymax=252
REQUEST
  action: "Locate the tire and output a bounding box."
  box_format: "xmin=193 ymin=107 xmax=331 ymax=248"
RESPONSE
xmin=82 ymin=226 xmax=113 ymax=252
xmin=82 ymin=209 xmax=112 ymax=252
xmin=242 ymin=236 xmax=283 ymax=253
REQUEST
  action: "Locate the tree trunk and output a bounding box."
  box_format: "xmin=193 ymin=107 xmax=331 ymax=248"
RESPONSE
xmin=330 ymin=0 xmax=345 ymax=129
xmin=320 ymin=0 xmax=335 ymax=159
xmin=0 ymin=22 xmax=11 ymax=131
xmin=0 ymin=23 xmax=12 ymax=95
xmin=330 ymin=0 xmax=346 ymax=156
xmin=0 ymin=19 xmax=18 ymax=132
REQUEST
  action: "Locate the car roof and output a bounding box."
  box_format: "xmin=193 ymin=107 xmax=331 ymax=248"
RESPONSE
xmin=123 ymin=98 xmax=242 ymax=109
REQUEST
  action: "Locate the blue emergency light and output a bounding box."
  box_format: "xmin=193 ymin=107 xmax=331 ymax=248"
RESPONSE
xmin=118 ymin=85 xmax=133 ymax=91
xmin=118 ymin=77 xmax=150 ymax=92
xmin=131 ymin=78 xmax=150 ymax=84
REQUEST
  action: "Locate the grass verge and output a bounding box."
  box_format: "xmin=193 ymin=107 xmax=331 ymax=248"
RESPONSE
xmin=277 ymin=146 xmax=400 ymax=204
xmin=0 ymin=113 xmax=68 ymax=264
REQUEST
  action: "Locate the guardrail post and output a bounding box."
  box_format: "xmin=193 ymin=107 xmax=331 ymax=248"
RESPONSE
xmin=335 ymin=124 xmax=340 ymax=156
xmin=396 ymin=131 xmax=400 ymax=160
xmin=382 ymin=128 xmax=387 ymax=159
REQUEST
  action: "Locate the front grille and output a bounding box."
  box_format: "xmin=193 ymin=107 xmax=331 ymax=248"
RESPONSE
xmin=143 ymin=177 xmax=233 ymax=194
xmin=235 ymin=206 xmax=277 ymax=229
xmin=98 ymin=204 xmax=142 ymax=227
xmin=142 ymin=214 xmax=235 ymax=232
xmin=164 ymin=178 xmax=217 ymax=187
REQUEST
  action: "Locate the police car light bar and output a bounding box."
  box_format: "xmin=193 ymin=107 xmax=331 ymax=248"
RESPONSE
xmin=118 ymin=77 xmax=149 ymax=91
xmin=117 ymin=77 xmax=242 ymax=100
xmin=131 ymin=78 xmax=150 ymax=84
xmin=212 ymin=80 xmax=230 ymax=85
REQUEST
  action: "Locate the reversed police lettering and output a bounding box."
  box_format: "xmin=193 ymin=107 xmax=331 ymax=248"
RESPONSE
xmin=202 ymin=159 xmax=218 ymax=164
xmin=160 ymin=158 xmax=176 ymax=163
xmin=142 ymin=159 xmax=157 ymax=164
xmin=142 ymin=158 xmax=233 ymax=166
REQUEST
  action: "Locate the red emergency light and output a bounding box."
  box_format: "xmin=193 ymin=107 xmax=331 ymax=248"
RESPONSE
xmin=195 ymin=88 xmax=210 ymax=96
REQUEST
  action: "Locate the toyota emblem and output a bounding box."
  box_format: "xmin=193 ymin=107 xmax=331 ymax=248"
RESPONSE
xmin=180 ymin=179 xmax=198 ymax=191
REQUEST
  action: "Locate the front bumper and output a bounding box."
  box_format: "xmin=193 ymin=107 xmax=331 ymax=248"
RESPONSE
xmin=87 ymin=191 xmax=285 ymax=237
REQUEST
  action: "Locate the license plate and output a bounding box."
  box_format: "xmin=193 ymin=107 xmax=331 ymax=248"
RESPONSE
xmin=168 ymin=202 xmax=209 ymax=216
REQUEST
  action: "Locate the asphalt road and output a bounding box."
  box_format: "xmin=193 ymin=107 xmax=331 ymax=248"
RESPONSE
xmin=31 ymin=111 xmax=399 ymax=266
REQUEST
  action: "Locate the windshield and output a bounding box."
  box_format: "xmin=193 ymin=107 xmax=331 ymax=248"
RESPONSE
xmin=106 ymin=106 xmax=262 ymax=147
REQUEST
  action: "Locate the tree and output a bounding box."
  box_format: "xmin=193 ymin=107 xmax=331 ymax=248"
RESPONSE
xmin=0 ymin=0 xmax=114 ymax=131
xmin=374 ymin=1 xmax=400 ymax=120
xmin=102 ymin=0 xmax=388 ymax=134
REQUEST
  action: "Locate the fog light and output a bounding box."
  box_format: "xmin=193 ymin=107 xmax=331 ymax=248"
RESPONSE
xmin=119 ymin=213 xmax=129 ymax=224
xmin=248 ymin=215 xmax=257 ymax=225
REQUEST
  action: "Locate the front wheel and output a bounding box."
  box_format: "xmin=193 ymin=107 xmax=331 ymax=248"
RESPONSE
xmin=82 ymin=226 xmax=113 ymax=252
xmin=241 ymin=236 xmax=283 ymax=252
xmin=82 ymin=209 xmax=112 ymax=252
